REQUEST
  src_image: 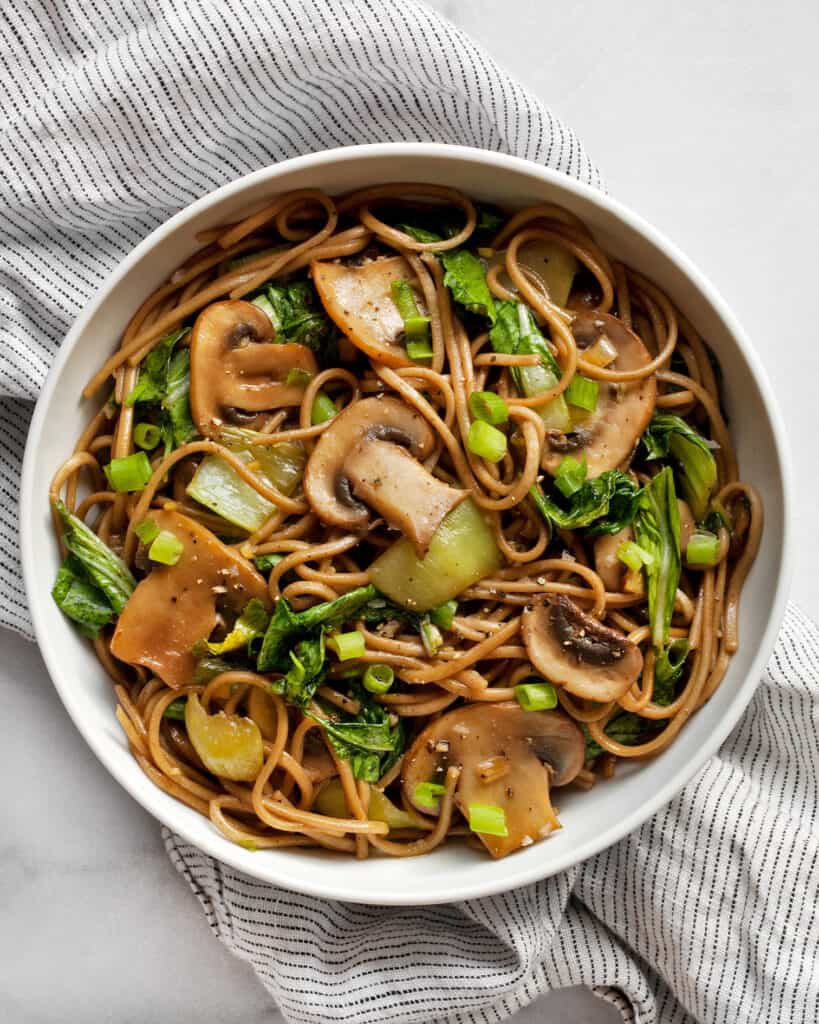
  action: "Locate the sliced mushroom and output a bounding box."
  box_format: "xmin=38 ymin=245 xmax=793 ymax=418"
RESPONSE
xmin=311 ymin=256 xmax=422 ymax=367
xmin=402 ymin=702 xmax=585 ymax=858
xmin=303 ymin=395 xmax=468 ymax=553
xmin=189 ymin=300 xmax=318 ymax=437
xmin=542 ymin=311 xmax=656 ymax=477
xmin=521 ymin=595 xmax=643 ymax=703
xmin=593 ymin=526 xmax=634 ymax=592
xmin=344 ymin=438 xmax=467 ymax=554
xmin=111 ymin=509 xmax=269 ymax=687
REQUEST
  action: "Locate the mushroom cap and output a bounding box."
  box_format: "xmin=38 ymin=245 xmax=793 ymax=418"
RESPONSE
xmin=542 ymin=311 xmax=656 ymax=477
xmin=311 ymin=256 xmax=422 ymax=367
xmin=189 ymin=300 xmax=318 ymax=437
xmin=111 ymin=508 xmax=270 ymax=687
xmin=344 ymin=437 xmax=468 ymax=554
xmin=303 ymin=395 xmax=441 ymax=534
xmin=521 ymin=595 xmax=643 ymax=703
xmin=402 ymin=701 xmax=585 ymax=859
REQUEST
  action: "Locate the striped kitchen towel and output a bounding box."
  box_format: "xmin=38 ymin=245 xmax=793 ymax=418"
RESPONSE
xmin=1 ymin=2 xmax=816 ymax=1023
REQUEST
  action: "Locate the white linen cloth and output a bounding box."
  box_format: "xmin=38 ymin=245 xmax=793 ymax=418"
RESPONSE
xmin=1 ymin=3 xmax=816 ymax=1022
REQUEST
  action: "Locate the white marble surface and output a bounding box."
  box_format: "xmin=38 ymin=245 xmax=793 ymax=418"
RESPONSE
xmin=3 ymin=1 xmax=818 ymax=1021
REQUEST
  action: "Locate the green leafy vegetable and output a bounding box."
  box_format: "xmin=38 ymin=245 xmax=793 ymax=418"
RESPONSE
xmin=195 ymin=598 xmax=270 ymax=657
xmin=309 ymin=684 xmax=404 ymax=782
xmin=254 ymin=279 xmax=337 ymax=363
xmin=125 ymin=328 xmax=196 ymax=455
xmin=642 ymin=413 xmax=718 ymax=521
xmin=55 ymin=501 xmax=136 ymax=614
xmin=51 ymin=555 xmax=115 ymax=638
xmin=633 ymin=467 xmax=681 ymax=649
xmin=164 ymin=698 xmax=187 ymax=721
xmin=530 ymin=470 xmax=641 ymax=536
xmin=653 ymin=638 xmax=690 ymax=705
xmin=397 ymin=204 xmax=503 ymax=247
xmin=489 ymin=301 xmax=571 ymax=429
xmin=256 ymin=585 xmax=377 ymax=672
xmin=254 ymin=552 xmax=283 ymax=573
xmin=584 ymin=714 xmax=664 ymax=761
xmin=272 ymin=632 xmax=327 ymax=705
xmin=440 ymin=250 xmax=497 ymax=322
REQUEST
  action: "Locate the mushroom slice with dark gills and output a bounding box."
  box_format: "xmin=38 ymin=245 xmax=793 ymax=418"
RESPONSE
xmin=522 ymin=595 xmax=643 ymax=703
xmin=311 ymin=255 xmax=423 ymax=368
xmin=189 ymin=300 xmax=317 ymax=437
xmin=542 ymin=311 xmax=656 ymax=477
xmin=303 ymin=395 xmax=468 ymax=554
xmin=402 ymin=702 xmax=585 ymax=858
xmin=111 ymin=509 xmax=270 ymax=687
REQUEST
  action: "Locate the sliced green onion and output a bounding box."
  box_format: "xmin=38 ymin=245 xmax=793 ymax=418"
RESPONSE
xmin=468 ymin=420 xmax=507 ymax=463
xmin=406 ymin=337 xmax=434 ymax=361
xmin=420 ymin=616 xmax=443 ymax=657
xmin=554 ymin=455 xmax=587 ymax=499
xmin=392 ymin=279 xmax=433 ymax=357
xmin=237 ymin=839 xmax=258 ymax=851
xmin=286 ymin=367 xmax=313 ymax=388
xmin=104 ymin=451 xmax=152 ymax=492
xmin=134 ymin=518 xmax=160 ymax=545
xmin=363 ymin=664 xmax=394 ymax=695
xmin=164 ymin=697 xmax=187 ymax=721
xmin=565 ymin=374 xmax=599 ymax=412
xmin=686 ymin=530 xmax=719 ymax=566
xmin=148 ymin=529 xmax=184 ymax=566
xmin=469 ymin=390 xmax=509 ymax=425
xmin=133 ymin=422 xmax=161 ymax=450
xmin=404 ymin=314 xmax=432 ymax=339
xmin=468 ymin=802 xmax=509 ymax=837
xmin=254 ymin=552 xmax=284 ymax=573
xmin=391 ymin=279 xmax=422 ymax=321
xmin=429 ymin=599 xmax=458 ymax=631
xmin=414 ymin=781 xmax=446 ymax=810
xmin=617 ymin=540 xmax=655 ymax=573
xmin=311 ymin=391 xmax=338 ymax=425
xmin=514 ymin=681 xmax=558 ymax=711
xmin=327 ymin=630 xmax=365 ymax=661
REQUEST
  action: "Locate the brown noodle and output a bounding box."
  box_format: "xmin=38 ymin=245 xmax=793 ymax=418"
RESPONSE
xmin=51 ymin=183 xmax=762 ymax=859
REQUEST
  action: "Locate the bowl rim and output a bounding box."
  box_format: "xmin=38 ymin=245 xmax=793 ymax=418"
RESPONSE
xmin=20 ymin=142 xmax=793 ymax=904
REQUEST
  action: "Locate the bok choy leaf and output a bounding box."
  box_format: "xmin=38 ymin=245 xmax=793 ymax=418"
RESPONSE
xmin=529 ymin=470 xmax=641 ymax=536
xmin=632 ymin=467 xmax=681 ymax=649
xmin=642 ymin=413 xmax=717 ymax=521
xmin=55 ymin=501 xmax=136 ymax=615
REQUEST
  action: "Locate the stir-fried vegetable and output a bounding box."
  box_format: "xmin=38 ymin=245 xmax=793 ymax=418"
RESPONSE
xmin=530 ymin=470 xmax=641 ymax=536
xmin=642 ymin=413 xmax=717 ymax=521
xmin=194 ymin=598 xmax=270 ymax=656
xmin=54 ymin=501 xmax=136 ymax=615
xmin=256 ymin=585 xmax=377 ymax=674
xmin=489 ymin=301 xmax=572 ymax=430
xmin=308 ymin=684 xmax=404 ymax=783
xmin=369 ymin=499 xmax=503 ymax=611
xmin=440 ymin=250 xmax=497 ymax=322
xmin=187 ymin=432 xmax=305 ymax=533
xmin=252 ymin=278 xmax=337 ymax=363
xmin=314 ymin=777 xmax=421 ymax=830
xmin=633 ymin=467 xmax=681 ymax=649
xmin=654 ymin=638 xmax=690 ymax=704
xmin=51 ymin=555 xmax=116 ymax=638
xmin=184 ymin=692 xmax=263 ymax=781
xmin=125 ymin=328 xmax=196 ymax=455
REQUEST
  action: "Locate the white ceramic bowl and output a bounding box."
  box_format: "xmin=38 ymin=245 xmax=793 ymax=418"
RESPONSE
xmin=21 ymin=143 xmax=792 ymax=905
